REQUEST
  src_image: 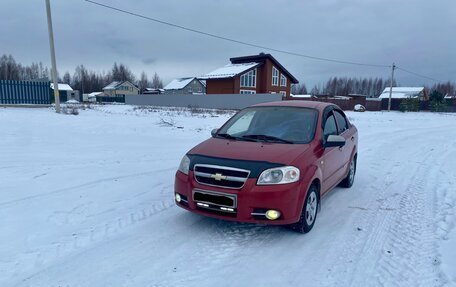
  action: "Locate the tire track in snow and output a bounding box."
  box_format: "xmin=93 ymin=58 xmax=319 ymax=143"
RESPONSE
xmin=350 ymin=135 xmax=451 ymax=286
xmin=153 ymin=221 xmax=279 ymax=287
xmin=1 ymin=183 xmax=176 ymax=287
xmin=434 ymin=160 xmax=456 ymax=285
xmin=370 ymin=141 xmax=453 ymax=287
xmin=0 ymin=167 xmax=174 ymax=207
xmin=311 ymin=137 xmax=404 ymax=286
xmin=314 ymin=126 xmax=449 ymax=287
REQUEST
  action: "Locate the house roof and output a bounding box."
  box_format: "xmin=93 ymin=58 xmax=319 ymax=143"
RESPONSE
xmin=103 ymin=81 xmax=138 ymax=90
xmin=103 ymin=81 xmax=121 ymax=90
xmin=145 ymin=88 xmax=165 ymax=92
xmin=164 ymin=77 xmax=196 ymax=90
xmin=290 ymin=94 xmax=313 ymax=98
xmin=199 ymin=63 xmax=260 ymax=80
xmin=230 ymin=53 xmax=299 ymax=84
xmin=50 ymin=83 xmax=73 ymax=91
xmin=88 ymin=92 xmax=103 ymax=97
xmin=378 ymin=87 xmax=425 ymax=99
xmin=381 ymin=87 xmax=425 ymax=93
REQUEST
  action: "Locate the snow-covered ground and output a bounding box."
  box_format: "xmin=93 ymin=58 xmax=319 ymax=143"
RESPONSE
xmin=1 ymin=105 xmax=455 ymax=287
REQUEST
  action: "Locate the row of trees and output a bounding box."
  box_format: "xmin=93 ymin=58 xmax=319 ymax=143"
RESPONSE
xmin=292 ymin=77 xmax=396 ymax=98
xmin=294 ymin=76 xmax=455 ymax=98
xmin=0 ymin=54 xmax=163 ymax=93
xmin=1 ymin=54 xmax=454 ymax=97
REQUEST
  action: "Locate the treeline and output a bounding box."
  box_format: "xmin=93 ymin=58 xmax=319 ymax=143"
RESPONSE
xmin=0 ymin=54 xmax=163 ymax=93
xmin=292 ymin=77 xmax=456 ymax=98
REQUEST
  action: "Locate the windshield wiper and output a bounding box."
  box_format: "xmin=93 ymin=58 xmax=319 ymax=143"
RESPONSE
xmin=217 ymin=133 xmax=258 ymax=142
xmin=216 ymin=133 xmax=239 ymax=140
xmin=242 ymin=134 xmax=294 ymax=144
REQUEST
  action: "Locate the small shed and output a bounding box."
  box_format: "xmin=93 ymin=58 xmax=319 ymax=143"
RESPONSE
xmin=50 ymin=83 xmax=80 ymax=102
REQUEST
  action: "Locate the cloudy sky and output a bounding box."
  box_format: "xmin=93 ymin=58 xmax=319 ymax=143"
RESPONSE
xmin=1 ymin=0 xmax=455 ymax=88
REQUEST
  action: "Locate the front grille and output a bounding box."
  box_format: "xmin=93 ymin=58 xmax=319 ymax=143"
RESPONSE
xmin=194 ymin=164 xmax=250 ymax=189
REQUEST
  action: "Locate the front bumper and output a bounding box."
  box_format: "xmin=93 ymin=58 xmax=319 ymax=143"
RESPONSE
xmin=174 ymin=171 xmax=303 ymax=225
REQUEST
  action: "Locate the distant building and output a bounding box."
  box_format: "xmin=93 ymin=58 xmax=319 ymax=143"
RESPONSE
xmin=143 ymin=88 xmax=165 ymax=95
xmin=290 ymin=94 xmax=313 ymax=99
xmin=102 ymin=81 xmax=139 ymax=97
xmin=199 ymin=53 xmax=299 ymax=97
xmin=83 ymin=92 xmax=102 ymax=102
xmin=348 ymin=94 xmax=368 ymax=99
xmin=50 ymin=83 xmax=80 ymax=101
xmin=378 ymin=87 xmax=427 ymax=101
xmin=163 ymin=77 xmax=206 ymax=94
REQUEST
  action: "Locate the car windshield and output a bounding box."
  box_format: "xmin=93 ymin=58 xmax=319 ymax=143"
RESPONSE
xmin=216 ymin=106 xmax=318 ymax=144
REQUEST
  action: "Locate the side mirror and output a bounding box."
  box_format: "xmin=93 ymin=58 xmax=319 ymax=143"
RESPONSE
xmin=324 ymin=135 xmax=346 ymax=148
xmin=211 ymin=128 xmax=218 ymax=137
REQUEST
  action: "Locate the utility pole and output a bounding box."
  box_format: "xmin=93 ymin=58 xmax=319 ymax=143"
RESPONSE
xmin=388 ymin=62 xmax=396 ymax=112
xmin=45 ymin=0 xmax=61 ymax=113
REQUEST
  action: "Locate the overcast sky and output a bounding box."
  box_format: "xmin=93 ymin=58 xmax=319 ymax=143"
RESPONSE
xmin=1 ymin=0 xmax=455 ymax=88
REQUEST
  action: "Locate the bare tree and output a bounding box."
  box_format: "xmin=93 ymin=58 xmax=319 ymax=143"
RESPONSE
xmin=111 ymin=62 xmax=135 ymax=83
xmin=291 ymin=83 xmax=308 ymax=94
xmin=62 ymin=71 xmax=71 ymax=84
xmin=73 ymin=65 xmax=88 ymax=93
xmin=138 ymin=71 xmax=149 ymax=93
xmin=310 ymin=85 xmax=320 ymax=95
xmin=151 ymin=72 xmax=163 ymax=89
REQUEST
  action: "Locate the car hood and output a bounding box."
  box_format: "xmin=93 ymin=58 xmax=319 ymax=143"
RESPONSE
xmin=188 ymin=137 xmax=310 ymax=165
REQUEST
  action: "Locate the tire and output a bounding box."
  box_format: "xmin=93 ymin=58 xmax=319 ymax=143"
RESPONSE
xmin=340 ymin=154 xmax=357 ymax=188
xmin=290 ymin=184 xmax=319 ymax=234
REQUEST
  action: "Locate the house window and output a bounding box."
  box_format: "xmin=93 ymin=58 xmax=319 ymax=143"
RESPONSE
xmin=240 ymin=90 xmax=256 ymax=94
xmin=280 ymin=74 xmax=287 ymax=87
xmin=240 ymin=69 xmax=256 ymax=87
xmin=272 ymin=67 xmax=279 ymax=86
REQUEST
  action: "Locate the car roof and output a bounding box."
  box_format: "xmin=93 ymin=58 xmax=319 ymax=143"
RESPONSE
xmin=252 ymin=100 xmax=338 ymax=112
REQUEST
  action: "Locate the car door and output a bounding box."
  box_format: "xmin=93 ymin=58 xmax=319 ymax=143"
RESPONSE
xmin=333 ymin=109 xmax=355 ymax=177
xmin=321 ymin=111 xmax=346 ymax=193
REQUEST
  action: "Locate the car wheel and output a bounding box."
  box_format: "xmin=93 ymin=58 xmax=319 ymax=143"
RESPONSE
xmin=340 ymin=155 xmax=356 ymax=188
xmin=290 ymin=184 xmax=319 ymax=234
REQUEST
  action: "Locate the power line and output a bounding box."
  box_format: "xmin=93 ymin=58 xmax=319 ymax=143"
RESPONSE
xmin=84 ymin=0 xmax=390 ymax=68
xmin=84 ymin=0 xmax=448 ymax=83
xmin=395 ymin=66 xmax=443 ymax=82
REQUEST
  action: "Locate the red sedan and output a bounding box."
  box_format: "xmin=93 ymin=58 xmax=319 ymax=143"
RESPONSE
xmin=174 ymin=101 xmax=358 ymax=233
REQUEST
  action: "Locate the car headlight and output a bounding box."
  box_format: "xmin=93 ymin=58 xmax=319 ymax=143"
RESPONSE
xmin=257 ymin=166 xmax=300 ymax=185
xmin=178 ymin=155 xmax=190 ymax=175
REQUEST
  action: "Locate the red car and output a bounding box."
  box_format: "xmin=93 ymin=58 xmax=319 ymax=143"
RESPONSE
xmin=174 ymin=101 xmax=358 ymax=233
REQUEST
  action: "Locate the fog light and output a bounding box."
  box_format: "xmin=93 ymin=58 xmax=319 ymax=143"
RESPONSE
xmin=175 ymin=193 xmax=182 ymax=203
xmin=265 ymin=210 xmax=281 ymax=220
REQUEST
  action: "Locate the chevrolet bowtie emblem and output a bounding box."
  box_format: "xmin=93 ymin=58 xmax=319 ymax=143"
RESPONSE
xmin=211 ymin=173 xmax=227 ymax=181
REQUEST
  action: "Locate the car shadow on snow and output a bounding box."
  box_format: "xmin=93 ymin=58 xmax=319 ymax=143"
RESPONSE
xmin=173 ymin=210 xmax=308 ymax=238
